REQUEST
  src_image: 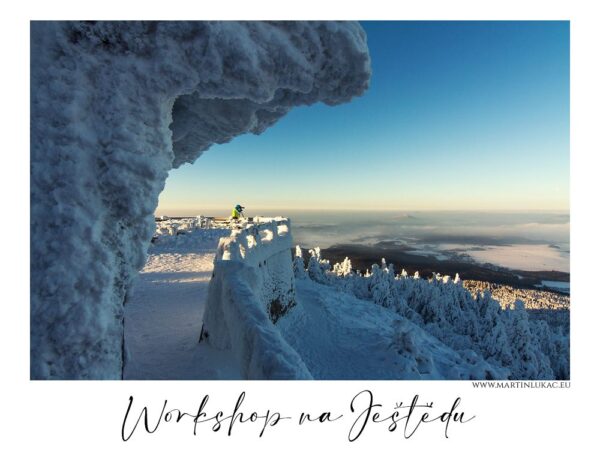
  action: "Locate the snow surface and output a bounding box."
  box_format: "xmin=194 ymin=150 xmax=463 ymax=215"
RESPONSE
xmin=30 ymin=21 xmax=370 ymax=379
xmin=124 ymin=228 xmax=241 ymax=379
xmin=277 ymin=279 xmax=503 ymax=380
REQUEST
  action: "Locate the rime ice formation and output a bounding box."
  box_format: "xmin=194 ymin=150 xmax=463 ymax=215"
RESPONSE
xmin=30 ymin=21 xmax=371 ymax=379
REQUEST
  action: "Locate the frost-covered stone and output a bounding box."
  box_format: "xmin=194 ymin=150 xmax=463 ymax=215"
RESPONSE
xmin=30 ymin=21 xmax=371 ymax=379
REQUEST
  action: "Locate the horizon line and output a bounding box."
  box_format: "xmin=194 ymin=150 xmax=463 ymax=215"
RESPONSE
xmin=155 ymin=206 xmax=570 ymax=214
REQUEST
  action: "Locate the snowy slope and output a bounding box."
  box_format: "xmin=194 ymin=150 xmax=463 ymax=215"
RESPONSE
xmin=293 ymin=248 xmax=569 ymax=380
xmin=278 ymin=279 xmax=503 ymax=380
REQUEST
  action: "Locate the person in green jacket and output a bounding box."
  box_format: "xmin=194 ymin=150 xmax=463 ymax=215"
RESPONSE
xmin=231 ymin=204 xmax=245 ymax=220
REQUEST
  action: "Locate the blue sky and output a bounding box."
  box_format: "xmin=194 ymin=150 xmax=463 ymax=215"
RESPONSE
xmin=157 ymin=21 xmax=569 ymax=216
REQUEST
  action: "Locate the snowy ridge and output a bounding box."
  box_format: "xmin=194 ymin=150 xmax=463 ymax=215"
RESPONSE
xmin=30 ymin=22 xmax=370 ymax=379
xmin=201 ymin=219 xmax=311 ymax=379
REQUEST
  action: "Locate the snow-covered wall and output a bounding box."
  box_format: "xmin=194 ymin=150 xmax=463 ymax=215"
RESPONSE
xmin=217 ymin=218 xmax=296 ymax=319
xmin=30 ymin=22 xmax=370 ymax=379
xmin=202 ymin=219 xmax=312 ymax=379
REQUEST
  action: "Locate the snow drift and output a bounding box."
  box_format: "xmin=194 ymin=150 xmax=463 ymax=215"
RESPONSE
xmin=30 ymin=21 xmax=371 ymax=379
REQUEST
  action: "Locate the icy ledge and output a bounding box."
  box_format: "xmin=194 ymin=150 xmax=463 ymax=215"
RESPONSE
xmin=30 ymin=22 xmax=370 ymax=379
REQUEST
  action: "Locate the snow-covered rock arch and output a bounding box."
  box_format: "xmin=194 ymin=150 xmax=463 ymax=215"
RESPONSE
xmin=30 ymin=21 xmax=371 ymax=379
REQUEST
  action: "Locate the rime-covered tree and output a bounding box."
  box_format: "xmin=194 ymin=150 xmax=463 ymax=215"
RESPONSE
xmin=477 ymin=292 xmax=513 ymax=367
xmin=368 ymin=260 xmax=395 ymax=307
xmin=332 ymin=257 xmax=353 ymax=277
xmin=293 ymin=245 xmax=307 ymax=279
xmin=530 ymin=319 xmax=569 ymax=379
xmin=307 ymin=247 xmax=330 ymax=284
xmin=507 ymin=300 xmax=554 ymax=379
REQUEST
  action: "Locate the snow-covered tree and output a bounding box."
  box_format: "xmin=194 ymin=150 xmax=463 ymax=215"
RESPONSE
xmin=307 ymin=247 xmax=330 ymax=284
xmin=530 ymin=319 xmax=569 ymax=379
xmin=293 ymin=245 xmax=307 ymax=279
xmin=332 ymin=257 xmax=353 ymax=277
xmin=477 ymin=293 xmax=513 ymax=366
xmin=506 ymin=300 xmax=553 ymax=379
xmin=368 ymin=260 xmax=395 ymax=307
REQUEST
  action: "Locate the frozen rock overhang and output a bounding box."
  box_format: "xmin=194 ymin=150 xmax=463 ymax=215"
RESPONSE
xmin=30 ymin=21 xmax=371 ymax=379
